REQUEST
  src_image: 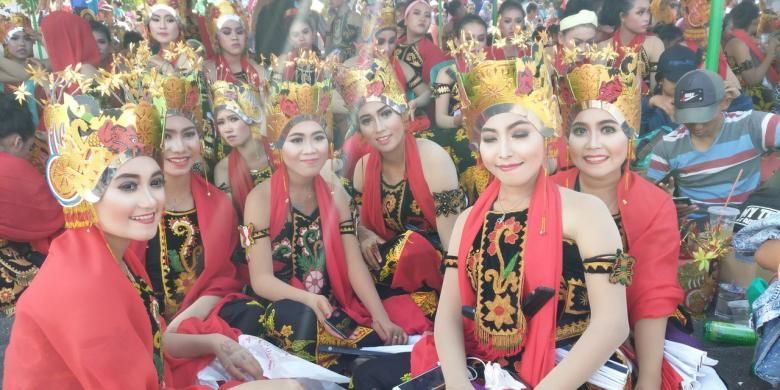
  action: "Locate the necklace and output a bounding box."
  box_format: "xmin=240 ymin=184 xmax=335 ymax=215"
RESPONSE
xmin=495 ymin=196 xmax=529 ymax=222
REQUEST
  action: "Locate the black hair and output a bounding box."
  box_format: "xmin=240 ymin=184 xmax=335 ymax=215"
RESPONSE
xmin=445 ymin=0 xmax=463 ymax=16
xmin=499 ymin=0 xmax=525 ymax=18
xmin=651 ymin=23 xmax=682 ymax=44
xmin=122 ymin=31 xmax=143 ymax=49
xmin=730 ymin=1 xmax=759 ymax=30
xmin=526 ymin=2 xmax=538 ymax=14
xmin=0 ymin=93 xmax=34 ymax=141
xmin=561 ymin=0 xmax=600 ymax=19
xmin=454 ymin=14 xmax=488 ymax=38
xmin=599 ymin=0 xmax=635 ymax=28
xmin=89 ymin=20 xmax=111 ymax=42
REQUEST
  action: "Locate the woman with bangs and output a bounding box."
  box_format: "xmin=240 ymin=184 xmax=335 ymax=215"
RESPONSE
xmin=217 ymin=60 xmax=404 ymax=373
xmin=552 ymin=47 xmax=685 ymax=389
xmin=337 ymin=57 xmax=464 ymax=337
xmin=496 ymin=0 xmax=526 ymax=59
xmin=422 ymin=40 xmax=630 ymax=389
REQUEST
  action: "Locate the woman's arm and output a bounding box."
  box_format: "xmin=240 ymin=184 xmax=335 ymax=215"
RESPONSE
xmin=402 ymin=60 xmax=431 ymax=110
xmin=726 ymin=38 xmax=778 ymax=86
xmin=166 ymin=295 xmax=222 ymax=332
xmin=537 ymin=192 xmax=629 ymax=389
xmin=0 ymin=57 xmax=29 ymax=84
xmin=435 ymin=210 xmax=473 ymax=390
xmin=433 ymin=67 xmax=462 ymax=129
xmin=644 ymin=36 xmax=664 ymax=91
xmin=634 ymin=317 xmax=668 ymax=390
xmin=755 ymin=239 xmax=780 ymax=274
xmin=419 ymin=139 xmax=461 ymax=251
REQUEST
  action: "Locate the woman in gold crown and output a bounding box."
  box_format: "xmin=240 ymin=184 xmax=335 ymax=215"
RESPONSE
xmin=145 ymin=0 xmax=191 ymax=73
xmin=211 ymin=81 xmax=273 ymax=215
xmin=0 ymin=13 xmax=39 ymax=88
xmin=415 ymin=39 xmax=630 ymax=389
xmin=4 ymin=92 xmax=170 ymax=388
xmin=217 ymin=60 xmax=405 ymax=372
xmin=552 ymin=46 xmax=685 ymax=389
xmin=203 ymin=0 xmax=268 ymax=89
xmin=336 ymin=56 xmax=463 ymax=336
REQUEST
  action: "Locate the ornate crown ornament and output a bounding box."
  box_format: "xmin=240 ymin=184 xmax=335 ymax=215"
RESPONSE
xmin=0 ymin=13 xmax=32 ymax=42
xmin=211 ymin=80 xmax=264 ymax=137
xmin=450 ymin=30 xmax=561 ymax=146
xmin=650 ymin=0 xmax=676 ymax=25
xmin=266 ymin=51 xmax=335 ymax=149
xmin=145 ymin=0 xmax=187 ymax=21
xmin=557 ymin=44 xmax=641 ymax=138
xmin=680 ymin=0 xmax=710 ymax=40
xmin=205 ymin=0 xmax=249 ymax=51
xmin=335 ymin=56 xmax=407 ymax=115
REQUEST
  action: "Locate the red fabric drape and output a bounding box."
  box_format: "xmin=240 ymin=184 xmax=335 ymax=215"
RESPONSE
xmin=685 ymin=39 xmax=729 ymax=80
xmin=398 ymin=36 xmax=451 ymax=84
xmin=360 ymin=134 xmax=437 ymax=240
xmin=227 ymin=149 xmax=254 ymax=215
xmin=214 ymin=55 xmax=263 ymax=88
xmin=269 ymin=166 xmax=373 ymax=326
xmin=552 ymin=169 xmax=683 ymax=326
xmin=4 ymin=228 xmax=174 ymax=388
xmin=41 ymin=11 xmax=101 ymax=72
xmin=612 ymin=31 xmax=647 ymax=58
xmin=731 ymin=28 xmax=780 ymax=84
xmin=0 ymin=153 xmax=63 ymax=253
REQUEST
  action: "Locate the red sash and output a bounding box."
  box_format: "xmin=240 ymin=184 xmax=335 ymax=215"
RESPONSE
xmin=732 ymin=28 xmax=780 ymax=84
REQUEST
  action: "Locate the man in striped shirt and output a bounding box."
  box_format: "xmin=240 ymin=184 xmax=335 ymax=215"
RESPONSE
xmin=647 ymin=70 xmax=780 ymax=206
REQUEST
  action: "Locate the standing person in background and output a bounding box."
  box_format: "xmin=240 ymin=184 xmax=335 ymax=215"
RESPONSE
xmin=496 ymin=0 xmax=527 ymax=58
xmin=526 ymin=2 xmax=541 ymax=29
xmin=324 ymin=0 xmax=361 ymax=61
xmin=600 ymin=0 xmax=665 ymax=93
xmin=441 ymin=0 xmax=467 ymax=46
xmin=725 ymin=1 xmax=780 ymax=112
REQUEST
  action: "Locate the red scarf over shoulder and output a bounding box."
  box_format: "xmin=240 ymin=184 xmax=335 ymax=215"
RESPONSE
xmin=551 ymin=169 xmax=683 ymax=326
xmin=731 ymin=28 xmax=780 ymax=84
xmin=398 ymin=35 xmax=451 ymax=84
xmin=360 ymin=134 xmax=437 ymax=240
xmin=214 ymin=55 xmax=263 ymax=88
xmin=0 ymin=153 xmax=63 ymax=253
xmin=228 ymin=149 xmax=254 ymax=215
xmin=458 ymin=171 xmax=562 ymax=387
xmin=269 ymin=166 xmax=372 ymax=326
xmin=4 ymin=228 xmax=170 ymax=388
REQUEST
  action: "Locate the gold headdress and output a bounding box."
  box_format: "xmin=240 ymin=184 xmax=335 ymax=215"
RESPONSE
xmin=0 ymin=13 xmax=32 ymax=42
xmin=558 ymin=45 xmax=641 ymax=138
xmin=211 ymin=80 xmax=264 ymax=137
xmin=205 ymin=0 xmax=249 ymax=51
xmin=650 ymin=0 xmax=676 ymax=25
xmin=680 ymin=0 xmax=710 ymax=40
xmin=335 ymin=56 xmax=407 ymax=116
xmin=145 ymin=0 xmax=187 ymax=20
xmin=266 ymin=51 xmax=334 ymax=148
xmin=451 ymin=31 xmax=561 ymax=145
xmin=758 ymin=13 xmax=780 ymax=35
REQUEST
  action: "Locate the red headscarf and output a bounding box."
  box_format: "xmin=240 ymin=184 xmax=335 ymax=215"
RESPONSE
xmin=359 ymin=133 xmax=437 ymax=240
xmin=41 ymin=11 xmax=101 ymax=72
xmin=731 ymin=28 xmax=780 ymax=84
xmin=456 ymin=171 xmax=562 ymax=386
xmin=269 ymin=166 xmax=373 ymax=326
xmin=0 ymin=153 xmax=63 ymax=253
xmin=552 ymin=169 xmax=683 ymax=326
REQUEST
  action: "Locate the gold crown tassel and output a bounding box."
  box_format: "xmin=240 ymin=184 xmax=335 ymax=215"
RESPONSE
xmin=335 ymin=57 xmax=408 ymax=114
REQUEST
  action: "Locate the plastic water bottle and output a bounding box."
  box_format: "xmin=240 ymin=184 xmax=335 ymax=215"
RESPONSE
xmin=704 ymin=321 xmax=757 ymax=345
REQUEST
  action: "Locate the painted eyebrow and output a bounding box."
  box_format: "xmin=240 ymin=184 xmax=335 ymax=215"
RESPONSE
xmin=571 ymin=119 xmax=619 ymax=128
xmin=114 ymin=173 xmax=141 ymax=180
xmin=287 ymin=129 xmax=326 ymax=138
xmin=164 ymin=126 xmax=198 ymax=133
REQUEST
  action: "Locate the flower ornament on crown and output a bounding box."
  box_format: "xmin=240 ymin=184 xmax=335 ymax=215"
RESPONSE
xmin=0 ymin=13 xmax=32 ymax=43
xmin=266 ymin=51 xmax=335 ymax=152
xmin=335 ymin=56 xmax=408 ymax=118
xmin=211 ymin=80 xmax=265 ymax=138
xmin=680 ymin=0 xmax=710 ymax=40
xmin=558 ymin=44 xmax=641 ymax=140
xmin=206 ymin=0 xmax=249 ymax=51
xmin=450 ymin=29 xmax=561 ymax=148
xmin=145 ymin=0 xmax=187 ymax=20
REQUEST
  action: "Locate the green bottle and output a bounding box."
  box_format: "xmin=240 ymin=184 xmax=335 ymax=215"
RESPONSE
xmin=703 ymin=321 xmax=757 ymax=345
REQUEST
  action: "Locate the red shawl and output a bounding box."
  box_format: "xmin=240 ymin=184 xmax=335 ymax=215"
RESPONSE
xmin=4 ymin=228 xmax=168 ymax=388
xmin=269 ymin=166 xmax=372 ymax=326
xmin=612 ymin=31 xmax=646 ymax=60
xmin=458 ymin=172 xmax=562 ymax=386
xmin=685 ymin=39 xmax=729 ymax=80
xmin=398 ymin=35 xmax=451 ymax=84
xmin=360 ymin=134 xmax=437 ymax=240
xmin=228 ymin=149 xmax=254 ymax=215
xmin=551 ymin=169 xmax=683 ymax=326
xmin=0 ymin=153 xmax=63 ymax=254
xmin=214 ymin=55 xmax=263 ymax=88
xmin=41 ymin=11 xmax=101 ymax=72
xmin=731 ymin=28 xmax=780 ymax=84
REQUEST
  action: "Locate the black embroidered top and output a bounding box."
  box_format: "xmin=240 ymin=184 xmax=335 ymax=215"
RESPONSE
xmin=378 ymin=178 xmax=465 ymax=236
xmin=395 ymin=43 xmax=423 ymax=81
xmin=0 ymin=239 xmax=44 ymax=316
xmin=145 ymin=209 xmax=205 ymax=320
xmin=431 ymin=67 xmax=460 ymax=116
xmin=269 ymin=208 xmax=332 ymax=297
xmin=123 ymin=262 xmax=164 ymax=384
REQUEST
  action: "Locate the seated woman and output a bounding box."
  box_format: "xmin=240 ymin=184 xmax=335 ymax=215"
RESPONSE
xmin=218 ymin=57 xmax=405 ymax=372
xmin=89 ymin=20 xmax=114 ymax=70
xmin=337 ymin=57 xmax=464 ymax=334
xmin=211 ymin=81 xmax=273 ymax=215
xmin=423 ymin=14 xmax=497 ymax=201
xmin=0 ymin=94 xmax=63 ymax=318
xmin=144 ymin=0 xmax=192 ymax=74
xmin=424 ymin=37 xmax=630 ymax=389
xmin=4 ymin=93 xmax=172 ymax=388
xmin=552 ymin=45 xmax=684 ymax=389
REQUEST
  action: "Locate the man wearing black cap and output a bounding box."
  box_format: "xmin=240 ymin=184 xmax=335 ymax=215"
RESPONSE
xmin=641 ymin=45 xmax=699 ymax=135
xmin=647 ymin=69 xmax=780 ymax=206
